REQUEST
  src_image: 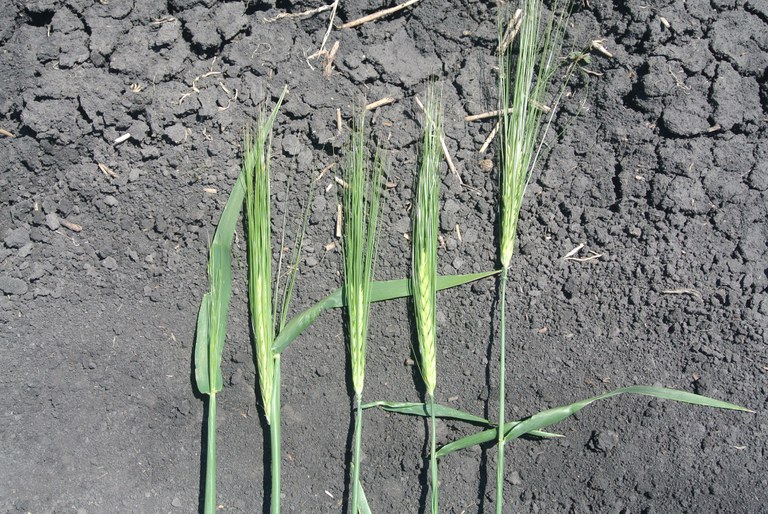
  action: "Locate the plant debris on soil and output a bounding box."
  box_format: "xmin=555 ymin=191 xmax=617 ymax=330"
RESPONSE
xmin=1 ymin=0 xmax=766 ymax=513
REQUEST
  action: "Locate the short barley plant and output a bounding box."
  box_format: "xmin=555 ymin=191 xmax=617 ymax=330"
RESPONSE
xmin=194 ymin=173 xmax=244 ymax=514
xmin=411 ymin=86 xmax=444 ymax=513
xmin=342 ymin=112 xmax=384 ymax=514
xmin=197 ymin=244 xmax=231 ymax=514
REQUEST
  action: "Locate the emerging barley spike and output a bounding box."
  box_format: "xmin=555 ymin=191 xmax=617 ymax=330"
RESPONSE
xmin=413 ymin=86 xmax=443 ymax=397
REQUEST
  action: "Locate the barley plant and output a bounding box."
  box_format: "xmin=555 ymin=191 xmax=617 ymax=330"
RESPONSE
xmin=342 ymin=112 xmax=384 ymax=514
xmin=194 ymin=176 xmax=245 ymax=514
xmin=244 ymin=87 xmax=296 ymax=514
xmin=494 ymin=1 xmax=571 ymax=511
xmin=411 ymin=86 xmax=444 ymax=513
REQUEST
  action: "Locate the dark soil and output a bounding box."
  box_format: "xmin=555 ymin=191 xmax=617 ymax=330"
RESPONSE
xmin=2 ymin=0 xmax=767 ymax=512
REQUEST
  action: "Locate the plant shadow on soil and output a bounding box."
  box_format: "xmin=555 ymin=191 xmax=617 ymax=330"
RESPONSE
xmin=404 ymin=295 xmax=432 ymax=513
xmin=188 ymin=328 xmax=209 ymax=514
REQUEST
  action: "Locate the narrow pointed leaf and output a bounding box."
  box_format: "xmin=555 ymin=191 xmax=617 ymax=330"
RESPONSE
xmin=193 ymin=171 xmax=246 ymax=395
xmin=363 ymin=401 xmax=490 ymax=425
xmin=358 ymin=482 xmax=372 ymax=514
xmin=273 ymin=269 xmax=499 ymax=354
xmin=211 ymin=173 xmax=246 ymax=249
xmin=434 ymin=420 xmax=562 ymax=458
xmin=587 ymin=386 xmax=753 ymax=411
xmin=436 ymin=385 xmax=752 ymax=458
xmin=503 ymin=386 xmax=752 ymax=444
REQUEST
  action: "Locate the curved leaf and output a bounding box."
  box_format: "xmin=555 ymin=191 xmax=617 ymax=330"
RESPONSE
xmin=436 ymin=385 xmax=752 ymax=458
xmin=273 ymin=269 xmax=499 ymax=354
xmin=503 ymin=386 xmax=752 ymax=444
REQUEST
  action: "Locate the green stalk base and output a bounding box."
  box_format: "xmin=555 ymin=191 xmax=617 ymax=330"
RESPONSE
xmin=351 ymin=393 xmax=363 ymax=514
xmin=429 ymin=393 xmax=439 ymax=514
xmin=496 ymin=267 xmax=508 ymax=514
xmin=205 ymin=393 xmax=217 ymax=514
xmin=270 ymin=356 xmax=282 ymax=514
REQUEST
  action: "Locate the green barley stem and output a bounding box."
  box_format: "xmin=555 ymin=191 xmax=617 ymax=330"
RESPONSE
xmin=343 ymin=112 xmax=383 ymax=514
xmin=203 ymin=244 xmax=227 ymax=514
xmin=429 ymin=393 xmax=438 ymax=514
xmin=245 ymin=87 xmax=287 ymax=513
xmin=496 ymin=266 xmax=508 ymax=513
xmin=351 ymin=393 xmax=364 ymax=514
xmin=205 ymin=393 xmax=217 ymax=514
xmin=271 ymin=355 xmax=281 ymax=514
xmin=413 ymin=85 xmax=443 ymax=513
xmin=496 ymin=2 xmax=569 ymax=512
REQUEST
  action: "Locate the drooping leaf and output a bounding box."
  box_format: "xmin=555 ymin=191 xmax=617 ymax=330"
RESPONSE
xmin=436 ymin=385 xmax=752 ymax=458
xmin=273 ymin=269 xmax=499 ymax=354
xmin=503 ymin=386 xmax=752 ymax=444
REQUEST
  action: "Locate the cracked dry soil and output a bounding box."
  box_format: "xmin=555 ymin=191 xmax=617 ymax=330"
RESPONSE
xmin=1 ymin=0 xmax=767 ymax=512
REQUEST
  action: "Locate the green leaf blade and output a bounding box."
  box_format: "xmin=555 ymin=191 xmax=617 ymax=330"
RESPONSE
xmin=193 ymin=167 xmax=246 ymax=397
xmin=363 ymin=401 xmax=490 ymax=425
xmin=590 ymin=386 xmax=753 ymax=413
xmin=273 ymin=270 xmax=500 ymax=354
xmin=194 ymin=293 xmax=212 ymax=395
xmin=436 ymin=385 xmax=752 ymax=458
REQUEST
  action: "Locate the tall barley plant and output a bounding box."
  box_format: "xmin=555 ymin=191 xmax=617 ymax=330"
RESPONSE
xmin=495 ymin=1 xmax=569 ymax=512
xmin=342 ymin=112 xmax=385 ymax=514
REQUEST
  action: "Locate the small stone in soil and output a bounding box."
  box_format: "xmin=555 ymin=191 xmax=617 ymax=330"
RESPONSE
xmin=18 ymin=243 xmax=34 ymax=258
xmin=591 ymin=429 xmax=619 ymax=452
xmin=45 ymin=213 xmax=61 ymax=230
xmin=101 ymin=256 xmax=118 ymax=270
xmin=164 ymin=123 xmax=187 ymax=144
xmin=4 ymin=227 xmax=31 ymax=248
xmin=0 ymin=276 xmax=28 ymax=295
xmin=462 ymin=228 xmax=479 ymax=244
xmin=282 ymin=134 xmax=301 ymax=156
